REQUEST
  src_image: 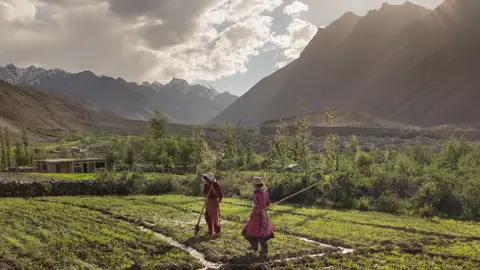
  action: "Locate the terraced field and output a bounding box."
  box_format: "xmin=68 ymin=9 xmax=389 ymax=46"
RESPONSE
xmin=1 ymin=195 xmax=479 ymax=269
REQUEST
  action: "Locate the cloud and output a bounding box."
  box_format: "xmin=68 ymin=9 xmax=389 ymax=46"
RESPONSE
xmin=0 ymin=0 xmax=316 ymax=84
xmin=274 ymin=61 xmax=288 ymax=68
xmin=283 ymin=0 xmax=308 ymax=17
xmin=272 ymin=18 xmax=317 ymax=63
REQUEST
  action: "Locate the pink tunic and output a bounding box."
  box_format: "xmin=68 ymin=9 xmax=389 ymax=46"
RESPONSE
xmin=242 ymin=188 xmax=275 ymax=239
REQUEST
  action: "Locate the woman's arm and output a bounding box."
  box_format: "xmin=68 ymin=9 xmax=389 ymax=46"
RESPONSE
xmin=215 ymin=183 xmax=223 ymax=202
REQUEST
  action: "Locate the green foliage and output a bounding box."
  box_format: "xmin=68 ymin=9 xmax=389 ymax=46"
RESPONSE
xmin=374 ymin=190 xmax=402 ymax=213
xmin=125 ymin=143 xmax=135 ymax=170
xmin=323 ymin=108 xmax=335 ymax=126
xmin=106 ymin=138 xmax=127 ymax=168
xmin=191 ymin=124 xmax=209 ymax=172
xmin=325 ymin=134 xmax=340 ymax=172
xmin=14 ymin=142 xmax=24 ymax=167
xmin=354 ymin=197 xmax=373 ymax=211
xmin=21 ymin=126 xmax=32 ymax=165
xmin=148 ymin=108 xmax=168 ymax=140
xmin=348 ymin=135 xmax=359 ymax=154
xmin=33 ymin=148 xmax=49 ymax=160
xmin=294 ymin=101 xmax=312 ymax=172
xmin=217 ymin=122 xmax=239 ymax=170
xmin=4 ymin=127 xmax=11 ymax=167
xmin=0 ymin=131 xmax=5 ymax=170
xmin=267 ymin=119 xmax=294 ymax=171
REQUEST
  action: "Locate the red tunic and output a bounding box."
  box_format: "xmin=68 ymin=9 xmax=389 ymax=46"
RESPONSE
xmin=242 ymin=188 xmax=275 ymax=239
xmin=204 ymin=182 xmax=223 ymax=222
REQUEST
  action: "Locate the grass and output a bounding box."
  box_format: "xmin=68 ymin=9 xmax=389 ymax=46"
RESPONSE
xmin=26 ymin=194 xmax=480 ymax=269
xmin=0 ymin=198 xmax=202 ymax=269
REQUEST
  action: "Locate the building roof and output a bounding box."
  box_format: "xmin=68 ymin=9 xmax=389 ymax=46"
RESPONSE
xmin=34 ymin=158 xmax=107 ymax=163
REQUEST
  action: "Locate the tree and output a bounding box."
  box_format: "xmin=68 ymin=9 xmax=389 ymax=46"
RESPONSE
xmin=294 ymin=101 xmax=312 ymax=171
xmin=21 ymin=126 xmax=31 ymax=165
xmin=0 ymin=131 xmax=5 ymax=170
xmin=217 ymin=123 xmax=239 ymax=170
xmin=323 ymin=108 xmax=335 ymax=126
xmin=191 ymin=124 xmax=209 ymax=172
xmin=140 ymin=135 xmax=167 ymax=173
xmin=349 ymin=135 xmax=359 ymax=155
xmin=125 ymin=144 xmax=135 ymax=171
xmin=268 ymin=119 xmax=294 ymax=171
xmin=246 ymin=142 xmax=254 ymax=171
xmin=106 ymin=139 xmax=126 ymax=170
xmin=148 ymin=108 xmax=168 ymax=140
xmin=177 ymin=136 xmax=194 ymax=174
xmin=323 ymin=109 xmax=340 ymax=171
xmin=33 ymin=148 xmax=49 ymax=160
xmin=4 ymin=127 xmax=11 ymax=168
xmin=14 ymin=142 xmax=25 ymax=167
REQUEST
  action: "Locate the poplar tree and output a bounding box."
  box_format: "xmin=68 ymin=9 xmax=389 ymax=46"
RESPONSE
xmin=294 ymin=101 xmax=312 ymax=171
xmin=0 ymin=131 xmax=5 ymax=170
xmin=4 ymin=127 xmax=11 ymax=168
xmin=21 ymin=126 xmax=31 ymax=165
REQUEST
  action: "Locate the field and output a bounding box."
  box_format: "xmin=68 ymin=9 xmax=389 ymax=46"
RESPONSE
xmin=1 ymin=194 xmax=479 ymax=269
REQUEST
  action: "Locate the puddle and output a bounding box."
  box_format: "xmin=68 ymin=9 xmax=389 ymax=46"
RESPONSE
xmin=299 ymin=238 xmax=354 ymax=254
xmin=140 ymin=223 xmax=222 ymax=270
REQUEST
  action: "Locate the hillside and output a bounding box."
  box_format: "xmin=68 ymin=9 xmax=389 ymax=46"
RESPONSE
xmin=261 ymin=109 xmax=418 ymax=129
xmin=215 ymin=0 xmax=480 ymax=128
xmin=209 ymin=60 xmax=298 ymax=126
xmin=0 ymin=64 xmax=238 ymax=125
xmin=0 ymin=80 xmax=148 ymax=138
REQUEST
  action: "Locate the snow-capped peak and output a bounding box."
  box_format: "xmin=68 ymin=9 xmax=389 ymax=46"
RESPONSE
xmin=0 ymin=64 xmax=71 ymax=86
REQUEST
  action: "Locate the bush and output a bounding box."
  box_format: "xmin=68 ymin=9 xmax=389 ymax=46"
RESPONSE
xmin=354 ymin=197 xmax=373 ymax=211
xmin=325 ymin=171 xmax=357 ymax=209
xmin=374 ymin=190 xmax=402 ymax=214
xmin=355 ymin=151 xmax=373 ymax=169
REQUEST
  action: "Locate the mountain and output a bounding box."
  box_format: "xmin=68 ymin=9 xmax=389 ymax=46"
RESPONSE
xmin=209 ymin=60 xmax=298 ymax=126
xmin=0 ymin=80 xmax=147 ymax=136
xmin=215 ymin=0 xmax=480 ymax=128
xmin=0 ymin=65 xmax=238 ymax=124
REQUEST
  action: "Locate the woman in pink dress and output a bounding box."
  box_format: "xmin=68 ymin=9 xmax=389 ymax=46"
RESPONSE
xmin=242 ymin=177 xmax=275 ymax=255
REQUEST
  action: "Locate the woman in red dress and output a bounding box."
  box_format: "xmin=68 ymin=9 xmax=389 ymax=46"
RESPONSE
xmin=242 ymin=177 xmax=275 ymax=255
xmin=203 ymin=172 xmax=223 ymax=236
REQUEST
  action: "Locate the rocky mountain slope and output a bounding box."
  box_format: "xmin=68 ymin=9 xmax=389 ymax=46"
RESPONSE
xmin=0 ymin=64 xmax=237 ymax=124
xmin=0 ymin=80 xmax=147 ymax=134
xmin=214 ymin=0 xmax=480 ymax=128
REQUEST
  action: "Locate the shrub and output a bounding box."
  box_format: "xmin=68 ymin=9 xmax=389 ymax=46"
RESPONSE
xmin=325 ymin=171 xmax=357 ymax=209
xmin=374 ymin=190 xmax=402 ymax=214
xmin=354 ymin=197 xmax=373 ymax=211
xmin=355 ymin=151 xmax=373 ymax=169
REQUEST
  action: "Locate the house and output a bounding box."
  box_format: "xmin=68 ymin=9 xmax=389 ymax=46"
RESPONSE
xmin=34 ymin=158 xmax=107 ymax=173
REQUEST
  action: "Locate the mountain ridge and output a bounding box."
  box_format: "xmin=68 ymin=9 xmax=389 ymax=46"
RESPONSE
xmin=0 ymin=64 xmax=238 ymax=125
xmin=213 ymin=0 xmax=480 ymax=128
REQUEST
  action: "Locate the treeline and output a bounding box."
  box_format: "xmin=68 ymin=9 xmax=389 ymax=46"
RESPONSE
xmin=0 ymin=126 xmax=33 ymax=170
xmin=105 ymin=109 xmax=265 ymax=173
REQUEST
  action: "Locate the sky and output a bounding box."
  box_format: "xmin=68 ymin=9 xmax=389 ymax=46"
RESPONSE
xmin=0 ymin=0 xmax=443 ymax=96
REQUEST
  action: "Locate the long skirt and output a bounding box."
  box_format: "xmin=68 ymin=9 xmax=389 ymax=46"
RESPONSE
xmin=242 ymin=210 xmax=275 ymax=240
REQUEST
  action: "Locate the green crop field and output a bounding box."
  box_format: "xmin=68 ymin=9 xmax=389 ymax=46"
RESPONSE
xmin=1 ymin=195 xmax=479 ymax=269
